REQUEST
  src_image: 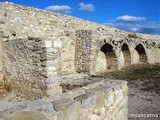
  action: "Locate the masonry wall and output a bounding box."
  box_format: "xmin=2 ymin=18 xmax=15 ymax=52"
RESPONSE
xmin=0 ymin=2 xmax=160 ymax=77
xmin=0 ymin=38 xmax=3 ymax=85
xmin=61 ymin=36 xmax=76 ymax=75
xmin=2 ymin=37 xmax=62 ymax=99
xmin=2 ymin=80 xmax=128 ymax=120
xmin=75 ymin=30 xmax=93 ymax=74
xmin=147 ymin=48 xmax=160 ymax=64
xmin=0 ymin=39 xmax=2 ymax=72
xmin=52 ymin=81 xmax=128 ymax=120
xmin=0 ymin=2 xmax=160 ymax=93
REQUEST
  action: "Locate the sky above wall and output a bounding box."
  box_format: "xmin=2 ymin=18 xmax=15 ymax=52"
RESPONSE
xmin=1 ymin=0 xmax=160 ymax=35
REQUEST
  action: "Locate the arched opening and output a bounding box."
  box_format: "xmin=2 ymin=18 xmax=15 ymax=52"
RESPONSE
xmin=101 ymin=43 xmax=117 ymax=70
xmin=122 ymin=43 xmax=131 ymax=66
xmin=135 ymin=44 xmax=147 ymax=62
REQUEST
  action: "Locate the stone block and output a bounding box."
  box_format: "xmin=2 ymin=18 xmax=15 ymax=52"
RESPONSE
xmin=114 ymin=88 xmax=124 ymax=104
xmin=52 ymin=99 xmax=73 ymax=111
xmin=4 ymin=105 xmax=26 ymax=115
xmin=27 ymin=99 xmax=56 ymax=116
xmin=54 ymin=40 xmax=62 ymax=48
xmin=61 ymin=61 xmax=75 ymax=75
xmin=6 ymin=111 xmax=47 ymax=120
xmin=47 ymin=66 xmax=56 ymax=71
xmin=27 ymin=99 xmax=50 ymax=108
xmin=42 ymin=40 xmax=52 ymax=48
xmin=63 ymin=101 xmax=81 ymax=120
xmin=45 ymin=77 xmax=61 ymax=84
xmin=105 ymin=90 xmax=114 ymax=107
xmin=46 ymin=82 xmax=61 ymax=90
xmin=81 ymin=96 xmax=95 ymax=109
xmin=46 ymin=48 xmax=58 ymax=53
xmin=0 ymin=73 xmax=3 ymax=81
xmin=46 ymin=86 xmax=62 ymax=96
xmin=47 ymin=71 xmax=58 ymax=77
xmin=94 ymin=94 xmax=105 ymax=109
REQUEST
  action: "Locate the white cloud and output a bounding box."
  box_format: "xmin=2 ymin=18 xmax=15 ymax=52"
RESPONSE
xmin=79 ymin=2 xmax=95 ymax=12
xmin=130 ymin=28 xmax=140 ymax=32
xmin=104 ymin=22 xmax=160 ymax=35
xmin=45 ymin=5 xmax=71 ymax=14
xmin=103 ymin=15 xmax=160 ymax=34
xmin=104 ymin=23 xmax=113 ymax=26
xmin=116 ymin=15 xmax=146 ymax=22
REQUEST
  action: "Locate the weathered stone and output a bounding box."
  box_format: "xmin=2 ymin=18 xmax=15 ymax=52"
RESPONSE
xmin=52 ymin=99 xmax=73 ymax=111
xmin=0 ymin=2 xmax=159 ymax=120
xmin=63 ymin=101 xmax=81 ymax=120
xmin=27 ymin=99 xmax=50 ymax=108
xmin=94 ymin=94 xmax=105 ymax=109
xmin=47 ymin=66 xmax=56 ymax=71
xmin=6 ymin=111 xmax=47 ymax=120
xmin=81 ymin=96 xmax=95 ymax=109
xmin=42 ymin=40 xmax=52 ymax=48
xmin=105 ymin=90 xmax=114 ymax=107
xmin=54 ymin=40 xmax=62 ymax=48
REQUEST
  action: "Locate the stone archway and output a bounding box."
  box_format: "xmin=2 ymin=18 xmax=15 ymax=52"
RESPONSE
xmin=101 ymin=43 xmax=118 ymax=71
xmin=122 ymin=43 xmax=131 ymax=67
xmin=135 ymin=44 xmax=147 ymax=63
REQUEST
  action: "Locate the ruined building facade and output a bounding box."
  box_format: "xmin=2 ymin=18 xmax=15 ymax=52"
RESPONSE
xmin=0 ymin=2 xmax=160 ymax=120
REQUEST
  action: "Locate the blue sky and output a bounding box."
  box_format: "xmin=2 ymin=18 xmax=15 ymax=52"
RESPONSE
xmin=1 ymin=0 xmax=160 ymax=35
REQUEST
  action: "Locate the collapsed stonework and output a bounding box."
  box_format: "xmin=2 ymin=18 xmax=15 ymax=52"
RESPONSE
xmin=0 ymin=2 xmax=160 ymax=120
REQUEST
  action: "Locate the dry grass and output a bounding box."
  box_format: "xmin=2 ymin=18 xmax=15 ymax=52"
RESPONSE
xmin=100 ymin=63 xmax=160 ymax=94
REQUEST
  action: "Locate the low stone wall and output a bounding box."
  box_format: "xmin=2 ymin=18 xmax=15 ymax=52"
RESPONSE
xmin=0 ymin=38 xmax=3 ymax=85
xmin=2 ymin=37 xmax=62 ymax=99
xmin=1 ymin=80 xmax=128 ymax=120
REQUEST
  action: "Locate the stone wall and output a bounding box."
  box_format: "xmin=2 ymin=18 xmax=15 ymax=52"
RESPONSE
xmin=0 ymin=37 xmax=3 ymax=86
xmin=2 ymin=37 xmax=62 ymax=99
xmin=0 ymin=38 xmax=2 ymax=72
xmin=1 ymin=80 xmax=128 ymax=120
xmin=0 ymin=1 xmax=159 ymax=98
xmin=147 ymin=47 xmax=160 ymax=64
xmin=75 ymin=30 xmax=92 ymax=74
xmin=0 ymin=2 xmax=160 ymax=78
xmin=61 ymin=36 xmax=75 ymax=75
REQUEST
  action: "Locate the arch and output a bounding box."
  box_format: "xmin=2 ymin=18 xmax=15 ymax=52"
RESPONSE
xmin=101 ymin=43 xmax=117 ymax=70
xmin=135 ymin=44 xmax=147 ymax=62
xmin=121 ymin=43 xmax=131 ymax=66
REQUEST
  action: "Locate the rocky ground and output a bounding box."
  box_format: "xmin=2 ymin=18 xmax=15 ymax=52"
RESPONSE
xmin=100 ymin=63 xmax=160 ymax=120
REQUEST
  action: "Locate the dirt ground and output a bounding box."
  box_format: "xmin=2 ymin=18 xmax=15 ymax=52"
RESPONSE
xmin=100 ymin=63 xmax=160 ymax=120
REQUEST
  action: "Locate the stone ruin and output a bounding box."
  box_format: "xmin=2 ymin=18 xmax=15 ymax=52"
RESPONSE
xmin=0 ymin=2 xmax=159 ymax=120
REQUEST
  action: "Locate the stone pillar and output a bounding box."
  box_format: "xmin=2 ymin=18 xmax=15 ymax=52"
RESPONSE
xmin=119 ymin=51 xmax=125 ymax=69
xmin=130 ymin=47 xmax=139 ymax=64
xmin=95 ymin=51 xmax=107 ymax=75
xmin=75 ymin=30 xmax=92 ymax=74
xmin=116 ymin=47 xmax=122 ymax=70
xmin=43 ymin=39 xmax=62 ymax=96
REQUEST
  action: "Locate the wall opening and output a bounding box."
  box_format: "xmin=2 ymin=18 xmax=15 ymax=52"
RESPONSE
xmin=135 ymin=44 xmax=147 ymax=62
xmin=122 ymin=43 xmax=131 ymax=66
xmin=101 ymin=43 xmax=117 ymax=70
